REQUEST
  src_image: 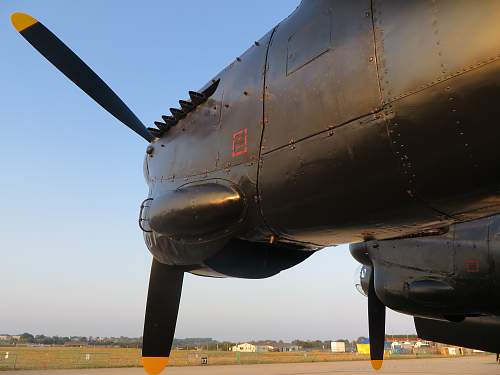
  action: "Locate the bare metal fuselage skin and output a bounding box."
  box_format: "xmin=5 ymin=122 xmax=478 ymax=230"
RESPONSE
xmin=143 ymin=0 xmax=500 ymax=277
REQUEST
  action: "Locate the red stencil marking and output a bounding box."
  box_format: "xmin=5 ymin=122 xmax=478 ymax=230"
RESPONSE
xmin=232 ymin=128 xmax=248 ymax=157
xmin=465 ymin=260 xmax=480 ymax=273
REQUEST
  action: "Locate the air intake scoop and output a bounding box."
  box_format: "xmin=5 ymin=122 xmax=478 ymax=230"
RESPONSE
xmin=148 ymin=183 xmax=245 ymax=239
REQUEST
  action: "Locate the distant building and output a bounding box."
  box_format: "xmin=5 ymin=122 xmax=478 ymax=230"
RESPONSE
xmin=0 ymin=335 xmax=10 ymax=341
xmin=441 ymin=347 xmax=459 ymax=356
xmin=231 ymin=343 xmax=256 ymax=352
xmin=256 ymin=345 xmax=274 ymax=352
xmin=414 ymin=340 xmax=431 ymax=348
xmin=278 ymin=344 xmax=301 ymax=352
xmin=331 ymin=341 xmax=346 ymax=353
xmin=356 ymin=338 xmax=370 ymax=355
xmin=356 ymin=343 xmax=370 ymax=355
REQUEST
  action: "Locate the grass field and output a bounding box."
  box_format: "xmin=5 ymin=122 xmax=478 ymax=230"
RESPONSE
xmin=0 ymin=346 xmax=472 ymax=371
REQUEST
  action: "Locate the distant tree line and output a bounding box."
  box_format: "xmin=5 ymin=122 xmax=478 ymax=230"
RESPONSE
xmin=0 ymin=334 xmax=236 ymax=350
xmin=0 ymin=334 xmax=412 ymax=351
xmin=0 ymin=333 xmax=142 ymax=347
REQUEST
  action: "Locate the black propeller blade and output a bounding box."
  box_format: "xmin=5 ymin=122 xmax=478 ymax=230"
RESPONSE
xmin=11 ymin=13 xmax=154 ymax=142
xmin=368 ymin=269 xmax=386 ymax=370
xmin=142 ymin=259 xmax=184 ymax=375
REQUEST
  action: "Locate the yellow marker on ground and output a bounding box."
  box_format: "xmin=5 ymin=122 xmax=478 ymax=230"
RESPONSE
xmin=371 ymin=359 xmax=383 ymax=370
xmin=11 ymin=12 xmax=38 ymax=32
xmin=142 ymin=357 xmax=169 ymax=375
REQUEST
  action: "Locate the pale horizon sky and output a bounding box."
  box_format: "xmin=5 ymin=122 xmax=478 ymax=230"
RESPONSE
xmin=0 ymin=0 xmax=416 ymax=342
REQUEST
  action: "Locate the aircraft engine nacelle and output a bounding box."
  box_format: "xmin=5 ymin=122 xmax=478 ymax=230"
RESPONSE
xmin=139 ymin=181 xmax=247 ymax=266
xmin=140 ymin=181 xmax=314 ymax=277
xmin=351 ymin=215 xmax=500 ymax=321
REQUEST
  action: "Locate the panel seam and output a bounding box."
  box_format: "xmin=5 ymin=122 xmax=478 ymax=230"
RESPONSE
xmin=255 ymin=25 xmax=279 ymax=235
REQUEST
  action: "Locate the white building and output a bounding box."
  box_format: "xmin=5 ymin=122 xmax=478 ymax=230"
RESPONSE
xmin=331 ymin=341 xmax=346 ymax=353
xmin=414 ymin=340 xmax=430 ymax=348
xmin=279 ymin=344 xmax=301 ymax=352
xmin=256 ymin=345 xmax=274 ymax=352
xmin=231 ymin=343 xmax=256 ymax=352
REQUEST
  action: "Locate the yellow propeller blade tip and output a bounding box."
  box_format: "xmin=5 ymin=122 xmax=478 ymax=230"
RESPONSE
xmin=371 ymin=360 xmax=383 ymax=370
xmin=142 ymin=357 xmax=169 ymax=375
xmin=11 ymin=12 xmax=38 ymax=32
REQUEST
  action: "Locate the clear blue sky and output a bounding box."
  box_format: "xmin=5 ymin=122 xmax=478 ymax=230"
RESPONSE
xmin=0 ymin=0 xmax=415 ymax=341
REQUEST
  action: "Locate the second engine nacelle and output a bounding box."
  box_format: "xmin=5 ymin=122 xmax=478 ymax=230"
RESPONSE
xmin=351 ymin=215 xmax=500 ymax=321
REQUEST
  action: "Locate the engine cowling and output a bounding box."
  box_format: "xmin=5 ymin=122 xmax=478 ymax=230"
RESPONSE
xmin=351 ymin=215 xmax=500 ymax=321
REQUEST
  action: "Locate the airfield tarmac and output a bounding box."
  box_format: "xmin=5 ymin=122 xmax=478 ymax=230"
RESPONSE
xmin=2 ymin=355 xmax=499 ymax=375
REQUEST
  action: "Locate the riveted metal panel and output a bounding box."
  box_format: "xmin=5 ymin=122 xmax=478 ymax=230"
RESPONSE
xmin=259 ymin=112 xmax=445 ymax=246
xmin=373 ymin=0 xmax=440 ymax=103
xmin=147 ymin=30 xmax=273 ymax=184
xmin=261 ymin=0 xmax=380 ymax=153
xmin=374 ymin=0 xmax=500 ymax=103
xmin=257 ymin=0 xmax=438 ymax=245
xmin=217 ymin=31 xmax=274 ymax=169
xmin=385 ymin=64 xmax=500 ymax=219
xmin=377 ymin=0 xmax=500 ymax=218
xmin=147 ymin=85 xmax=223 ymax=182
xmin=433 ymin=0 xmax=500 ymax=75
xmin=286 ymin=8 xmax=332 ymax=75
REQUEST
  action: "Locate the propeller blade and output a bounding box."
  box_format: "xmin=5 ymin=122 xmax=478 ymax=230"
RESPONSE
xmin=11 ymin=12 xmax=154 ymax=142
xmin=368 ymin=269 xmax=386 ymax=370
xmin=142 ymin=259 xmax=184 ymax=375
